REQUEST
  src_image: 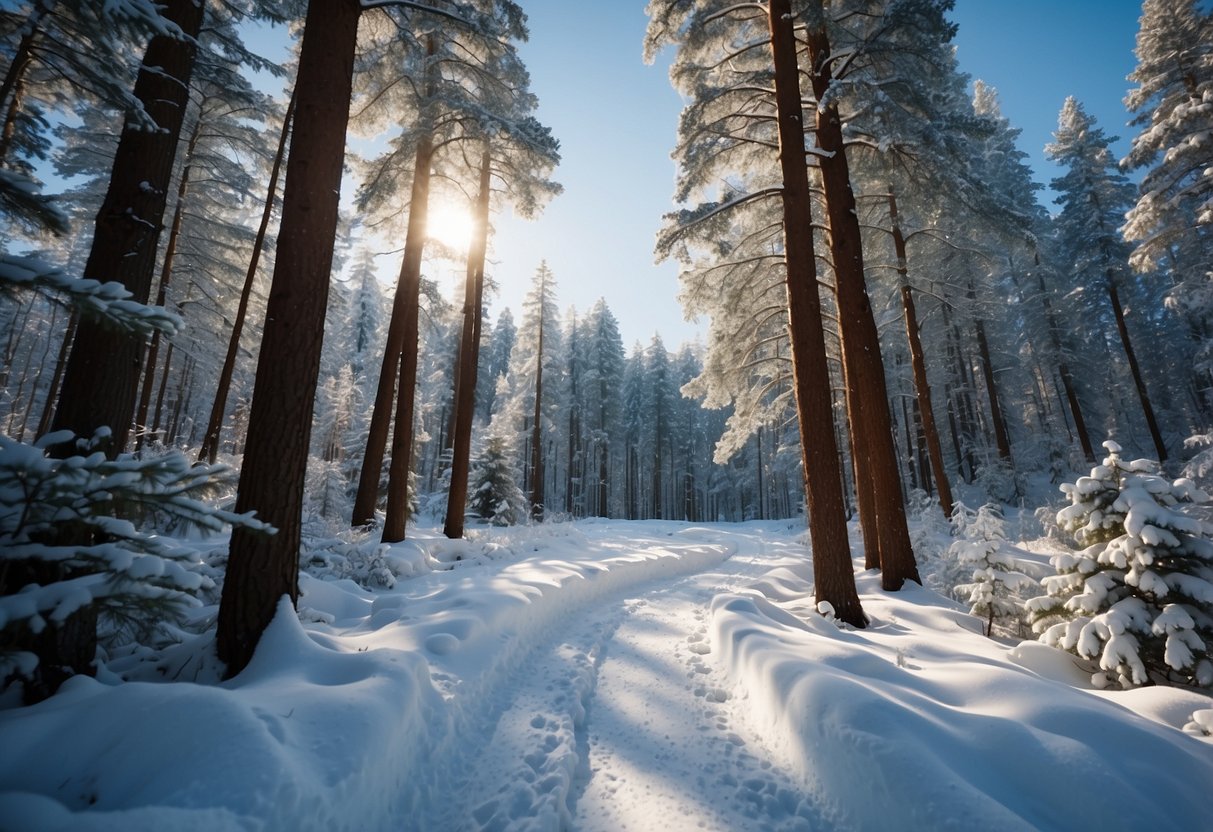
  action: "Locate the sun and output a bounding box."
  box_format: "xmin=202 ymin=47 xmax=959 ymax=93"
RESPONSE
xmin=426 ymin=202 xmax=476 ymax=253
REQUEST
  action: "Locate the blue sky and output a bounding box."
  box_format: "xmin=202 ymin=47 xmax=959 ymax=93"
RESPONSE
xmin=482 ymin=1 xmax=1146 ymax=349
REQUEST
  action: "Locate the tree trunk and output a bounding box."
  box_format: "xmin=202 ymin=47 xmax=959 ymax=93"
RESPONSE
xmin=10 ymin=0 xmax=204 ymax=704
xmin=0 ymin=0 xmax=52 ymax=166
xmin=353 ymin=41 xmax=438 ymax=530
xmin=942 ymin=301 xmax=978 ymax=479
xmin=529 ymin=296 xmax=546 ymax=521
xmin=47 ymin=0 xmax=205 ymax=457
xmin=198 ymin=85 xmax=296 ymax=464
xmin=805 ymin=15 xmax=918 ymax=590
xmin=151 ymin=340 xmax=174 ymax=443
xmin=34 ymin=309 xmax=75 ymax=438
xmin=443 ymin=150 xmax=493 ymax=539
xmin=1034 ymin=263 xmax=1094 ymax=461
xmin=381 ymin=121 xmax=437 ymax=543
xmin=888 ymin=189 xmax=952 ymax=517
xmin=967 ymin=280 xmax=1013 ymax=463
xmin=1106 ymin=272 xmax=1167 ymax=461
xmin=135 ymin=116 xmax=201 ymax=451
xmin=216 ymin=0 xmax=359 ymax=679
xmin=767 ymin=0 xmax=865 ymax=626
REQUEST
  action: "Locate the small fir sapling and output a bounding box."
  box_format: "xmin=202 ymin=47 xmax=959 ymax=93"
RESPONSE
xmin=1027 ymin=441 xmax=1213 ymax=688
xmin=467 ymin=436 xmax=526 ymax=526
xmin=906 ymin=488 xmax=950 ymax=592
xmin=0 ymin=430 xmax=268 ymax=693
xmin=927 ymin=500 xmax=980 ymax=602
xmin=951 ymin=502 xmax=1035 ymax=636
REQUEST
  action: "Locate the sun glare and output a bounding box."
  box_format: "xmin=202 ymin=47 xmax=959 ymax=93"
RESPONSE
xmin=426 ymin=203 xmax=476 ymax=252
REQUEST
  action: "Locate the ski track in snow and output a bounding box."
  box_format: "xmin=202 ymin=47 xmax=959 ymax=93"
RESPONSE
xmin=419 ymin=526 xmax=821 ymax=832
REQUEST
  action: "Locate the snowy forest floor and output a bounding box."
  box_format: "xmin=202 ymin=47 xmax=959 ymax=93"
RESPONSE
xmin=2 ymin=519 xmax=1212 ymax=831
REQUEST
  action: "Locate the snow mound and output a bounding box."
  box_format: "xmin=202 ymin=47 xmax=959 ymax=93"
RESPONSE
xmin=710 ymin=567 xmax=1213 ymax=830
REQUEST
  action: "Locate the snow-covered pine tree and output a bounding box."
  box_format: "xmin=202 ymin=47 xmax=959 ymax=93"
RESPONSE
xmin=647 ymin=0 xmax=866 ymax=624
xmin=1028 ymin=440 xmax=1213 ymax=688
xmin=47 ymin=0 xmax=206 ymax=458
xmin=490 ymin=262 xmax=563 ymax=520
xmin=477 ymin=308 xmax=516 ymax=422
xmin=467 ymin=435 xmax=526 ymax=526
xmin=0 ymin=0 xmax=180 ymax=239
xmin=579 ymin=299 xmax=625 ymax=518
xmin=0 ymin=428 xmax=267 ymax=703
xmin=952 ymin=502 xmax=1035 ymax=637
xmin=643 ymin=335 xmax=678 ymax=520
xmin=1046 ymin=98 xmax=1168 ymax=462
xmin=1122 ymin=0 xmax=1213 ymax=276
xmin=1123 ymin=0 xmax=1213 ymax=411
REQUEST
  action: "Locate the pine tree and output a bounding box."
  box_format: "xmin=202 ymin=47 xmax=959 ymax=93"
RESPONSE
xmin=646 ymin=0 xmax=865 ymax=624
xmin=467 ymin=435 xmax=526 ymax=526
xmin=47 ymin=0 xmax=206 ymax=457
xmin=581 ymin=300 xmax=626 ymax=518
xmin=491 ymin=262 xmax=562 ymax=520
xmin=478 ymin=309 xmax=516 ymax=421
xmin=1028 ymin=441 xmax=1213 ymax=688
xmin=216 ymin=0 xmax=361 ymax=679
xmin=1122 ymin=0 xmax=1213 ymax=276
xmin=951 ymin=502 xmax=1035 ymax=637
xmin=1123 ymin=0 xmax=1213 ymax=409
xmin=1047 ymin=98 xmax=1168 ymax=462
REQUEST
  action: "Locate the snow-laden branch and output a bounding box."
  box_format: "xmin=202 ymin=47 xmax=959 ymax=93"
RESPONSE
xmin=360 ymin=0 xmax=475 ymax=26
xmin=0 ymin=253 xmax=181 ymax=337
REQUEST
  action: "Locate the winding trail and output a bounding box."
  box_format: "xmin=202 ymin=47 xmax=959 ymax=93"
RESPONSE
xmin=416 ymin=524 xmax=822 ymax=831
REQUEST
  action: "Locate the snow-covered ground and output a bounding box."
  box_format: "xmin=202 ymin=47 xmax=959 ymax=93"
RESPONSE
xmin=1 ymin=519 xmax=1211 ymax=831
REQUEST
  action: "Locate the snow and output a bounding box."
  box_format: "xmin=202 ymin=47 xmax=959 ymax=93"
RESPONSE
xmin=1 ymin=520 xmax=1211 ymax=831
xmin=0 ymin=253 xmax=181 ymax=337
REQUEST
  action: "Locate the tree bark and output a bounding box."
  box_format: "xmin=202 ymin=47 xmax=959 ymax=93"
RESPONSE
xmin=887 ymin=189 xmax=952 ymax=517
xmin=381 ymin=126 xmax=436 ymax=543
xmin=1106 ymin=272 xmax=1167 ymax=461
xmin=529 ymin=289 xmax=546 ymax=521
xmin=216 ymin=0 xmax=360 ymax=679
xmin=354 ymin=39 xmax=437 ymax=530
xmin=1035 ymin=261 xmax=1095 ymax=461
xmin=805 ymin=15 xmax=918 ymax=590
xmin=135 ymin=116 xmax=201 ymax=451
xmin=10 ymin=0 xmax=203 ymax=704
xmin=198 ymin=85 xmax=296 ymax=464
xmin=967 ymin=280 xmax=1013 ymax=463
xmin=47 ymin=0 xmax=205 ymax=457
xmin=0 ymin=0 xmax=52 ymax=166
xmin=443 ymin=149 xmax=493 ymax=539
xmin=34 ymin=308 xmax=75 ymax=438
xmin=768 ymin=0 xmax=864 ymax=626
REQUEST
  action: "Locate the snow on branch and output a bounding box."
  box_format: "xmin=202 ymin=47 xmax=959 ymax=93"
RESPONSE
xmin=0 ymin=253 xmax=181 ymax=337
xmin=359 ymin=0 xmax=475 ymax=26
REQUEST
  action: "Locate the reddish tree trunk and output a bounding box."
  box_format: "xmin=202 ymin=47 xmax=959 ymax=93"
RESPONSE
xmin=768 ymin=0 xmax=864 ymax=627
xmin=198 ymin=86 xmax=296 ymax=464
xmin=1035 ymin=262 xmax=1094 ymax=461
xmin=1106 ymin=273 xmax=1167 ymax=461
xmin=354 ymin=39 xmax=438 ymax=530
xmin=888 ymin=190 xmax=953 ymax=517
xmin=380 ymin=129 xmax=436 ymax=543
xmin=805 ymin=16 xmax=919 ymax=590
xmin=135 ymin=118 xmax=201 ymax=451
xmin=48 ymin=0 xmax=205 ymax=456
xmin=0 ymin=0 xmax=51 ymax=166
xmin=216 ymin=0 xmax=360 ymax=678
xmin=529 ymin=297 xmax=546 ymax=520
xmin=34 ymin=309 xmax=75 ymax=438
xmin=444 ymin=150 xmax=493 ymax=539
xmin=967 ymin=279 xmax=1013 ymax=463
